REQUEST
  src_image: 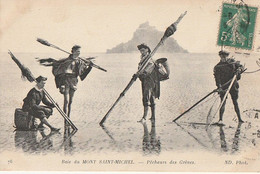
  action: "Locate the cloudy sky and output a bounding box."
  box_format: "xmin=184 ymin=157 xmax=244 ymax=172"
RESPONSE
xmin=0 ymin=0 xmax=259 ymax=53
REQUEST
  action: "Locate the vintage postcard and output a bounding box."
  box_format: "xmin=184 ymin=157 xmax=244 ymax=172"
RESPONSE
xmin=0 ymin=0 xmax=260 ymax=172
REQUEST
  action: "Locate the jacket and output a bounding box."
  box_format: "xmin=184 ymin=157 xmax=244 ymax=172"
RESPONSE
xmin=213 ymin=58 xmax=242 ymax=89
xmin=22 ymin=88 xmax=54 ymax=112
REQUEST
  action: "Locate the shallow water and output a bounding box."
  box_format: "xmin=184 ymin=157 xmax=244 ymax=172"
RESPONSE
xmin=0 ymin=52 xmax=260 ymax=156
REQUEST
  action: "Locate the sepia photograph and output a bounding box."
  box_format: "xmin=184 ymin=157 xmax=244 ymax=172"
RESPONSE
xmin=0 ymin=0 xmax=260 ymax=172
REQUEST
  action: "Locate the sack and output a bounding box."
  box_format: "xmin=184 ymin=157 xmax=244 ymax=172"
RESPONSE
xmin=155 ymin=58 xmax=170 ymax=81
xmin=14 ymin=108 xmax=34 ymax=130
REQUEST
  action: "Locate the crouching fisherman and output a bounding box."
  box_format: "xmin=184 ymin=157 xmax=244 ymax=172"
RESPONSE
xmin=137 ymin=43 xmax=170 ymax=122
xmin=22 ymin=76 xmax=60 ymax=131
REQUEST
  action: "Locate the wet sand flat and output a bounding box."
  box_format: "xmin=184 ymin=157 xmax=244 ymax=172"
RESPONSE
xmin=0 ymin=52 xmax=259 ymax=157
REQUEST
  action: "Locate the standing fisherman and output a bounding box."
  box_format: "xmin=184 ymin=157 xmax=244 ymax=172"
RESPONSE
xmin=99 ymin=11 xmax=185 ymax=125
xmin=214 ymin=50 xmax=244 ymax=124
xmin=137 ymin=44 xmax=169 ymax=122
xmin=38 ymin=45 xmax=93 ymax=125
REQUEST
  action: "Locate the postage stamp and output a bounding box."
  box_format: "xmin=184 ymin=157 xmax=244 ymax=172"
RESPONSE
xmin=217 ymin=2 xmax=258 ymax=50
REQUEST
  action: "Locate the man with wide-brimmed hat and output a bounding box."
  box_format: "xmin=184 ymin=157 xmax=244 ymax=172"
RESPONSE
xmin=22 ymin=76 xmax=60 ymax=131
xmin=214 ymin=50 xmax=244 ymax=125
xmin=136 ymin=43 xmax=160 ymax=122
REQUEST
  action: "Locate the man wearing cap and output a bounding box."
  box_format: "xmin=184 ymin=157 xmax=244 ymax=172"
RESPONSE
xmin=136 ymin=43 xmax=160 ymax=122
xmin=22 ymin=76 xmax=60 ymax=131
xmin=213 ymin=50 xmax=244 ymax=124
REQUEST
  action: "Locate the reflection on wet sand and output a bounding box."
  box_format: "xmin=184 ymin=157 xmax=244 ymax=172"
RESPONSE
xmin=178 ymin=121 xmax=245 ymax=153
xmin=231 ymin=122 xmax=242 ymax=153
xmin=175 ymin=122 xmax=209 ymax=149
xmin=100 ymin=125 xmax=116 ymax=143
xmin=14 ymin=129 xmax=59 ymax=154
xmin=218 ymin=125 xmax=228 ymax=152
xmin=141 ymin=121 xmax=161 ymax=155
xmin=63 ymin=127 xmax=77 ymax=155
xmin=14 ymin=127 xmax=78 ymax=154
xmin=218 ymin=122 xmax=243 ymax=153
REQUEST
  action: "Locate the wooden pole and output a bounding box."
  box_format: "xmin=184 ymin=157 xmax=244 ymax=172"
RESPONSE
xmin=99 ymin=11 xmax=187 ymax=125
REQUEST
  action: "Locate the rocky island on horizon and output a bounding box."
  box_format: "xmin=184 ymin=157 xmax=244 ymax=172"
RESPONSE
xmin=106 ymin=22 xmax=188 ymax=54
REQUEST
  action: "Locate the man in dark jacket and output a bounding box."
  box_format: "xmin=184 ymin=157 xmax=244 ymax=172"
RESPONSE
xmin=214 ymin=51 xmax=244 ymax=124
xmin=38 ymin=45 xmax=92 ymax=126
xmin=22 ymin=76 xmax=60 ymax=131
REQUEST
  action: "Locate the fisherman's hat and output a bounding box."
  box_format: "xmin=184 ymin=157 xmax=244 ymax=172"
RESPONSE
xmin=137 ymin=43 xmax=151 ymax=53
xmin=36 ymin=75 xmax=47 ymax=83
xmin=219 ymin=50 xmax=229 ymax=56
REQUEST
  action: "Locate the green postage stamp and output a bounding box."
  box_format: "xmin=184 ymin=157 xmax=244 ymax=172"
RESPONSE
xmin=217 ymin=3 xmax=258 ymax=50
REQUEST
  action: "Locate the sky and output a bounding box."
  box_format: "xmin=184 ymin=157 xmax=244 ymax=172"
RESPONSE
xmin=0 ymin=0 xmax=259 ymax=53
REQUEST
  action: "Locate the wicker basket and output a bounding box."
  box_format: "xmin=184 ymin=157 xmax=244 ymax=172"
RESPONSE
xmin=14 ymin=108 xmax=33 ymax=130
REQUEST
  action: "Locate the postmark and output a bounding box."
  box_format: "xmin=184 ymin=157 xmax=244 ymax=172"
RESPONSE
xmin=217 ymin=2 xmax=258 ymax=50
